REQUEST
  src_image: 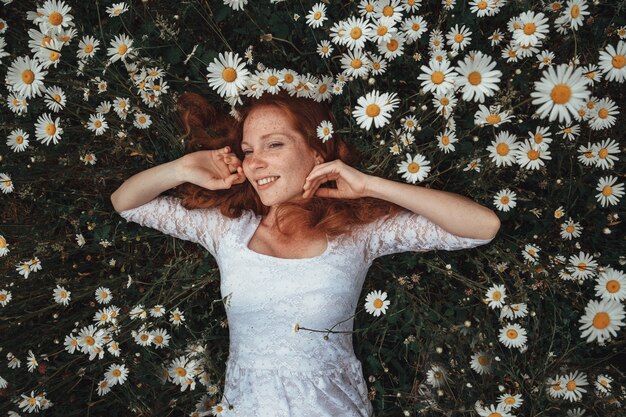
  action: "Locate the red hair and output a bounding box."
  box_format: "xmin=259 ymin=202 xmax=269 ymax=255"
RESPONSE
xmin=175 ymin=91 xmax=403 ymax=237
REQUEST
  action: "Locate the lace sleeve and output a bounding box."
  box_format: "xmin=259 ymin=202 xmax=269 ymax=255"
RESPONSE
xmin=360 ymin=209 xmax=494 ymax=262
xmin=118 ymin=195 xmax=226 ymax=257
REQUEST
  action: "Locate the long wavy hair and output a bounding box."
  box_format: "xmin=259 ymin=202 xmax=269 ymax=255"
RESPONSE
xmin=175 ymin=91 xmax=404 ymax=238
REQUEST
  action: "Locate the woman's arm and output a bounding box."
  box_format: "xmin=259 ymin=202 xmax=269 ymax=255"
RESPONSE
xmin=363 ymin=176 xmax=501 ymax=240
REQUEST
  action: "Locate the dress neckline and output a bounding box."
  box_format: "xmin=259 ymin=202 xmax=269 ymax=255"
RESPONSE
xmin=243 ymin=213 xmax=333 ymax=262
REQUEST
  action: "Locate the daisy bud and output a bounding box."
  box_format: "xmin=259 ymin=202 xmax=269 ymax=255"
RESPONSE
xmin=515 ymin=69 xmax=522 ymax=75
xmin=464 ymin=320 xmax=471 ymax=327
xmin=498 ymin=385 xmax=505 ymax=392
xmin=603 ymin=228 xmax=611 ymax=234
xmin=368 ymin=78 xmax=375 ymax=85
xmin=436 ymin=347 xmax=443 ymax=353
xmin=420 ymin=105 xmax=427 ymax=111
xmin=473 ymin=136 xmax=479 ymax=142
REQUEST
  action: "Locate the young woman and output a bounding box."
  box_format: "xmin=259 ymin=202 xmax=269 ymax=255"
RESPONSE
xmin=111 ymin=91 xmax=500 ymax=417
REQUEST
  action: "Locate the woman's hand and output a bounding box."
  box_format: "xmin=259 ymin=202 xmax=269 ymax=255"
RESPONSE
xmin=179 ymin=146 xmax=247 ymax=190
xmin=302 ymin=159 xmax=372 ymax=200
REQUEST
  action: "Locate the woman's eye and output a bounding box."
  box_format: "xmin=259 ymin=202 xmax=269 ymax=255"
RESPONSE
xmin=242 ymin=150 xmax=251 ymax=156
xmin=270 ymin=143 xmax=283 ymax=148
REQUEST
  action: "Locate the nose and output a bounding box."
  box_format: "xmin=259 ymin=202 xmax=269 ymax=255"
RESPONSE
xmin=244 ymin=150 xmax=267 ymax=171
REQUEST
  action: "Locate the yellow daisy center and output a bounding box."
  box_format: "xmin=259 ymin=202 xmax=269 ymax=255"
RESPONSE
xmin=486 ymin=114 xmax=501 ymax=125
xmin=492 ymin=291 xmax=502 ymax=301
xmin=22 ymin=69 xmax=35 ymax=84
xmin=373 ymin=299 xmax=383 ymax=308
xmin=504 ymin=397 xmax=516 ymax=405
xmin=412 ymin=23 xmax=421 ymax=31
xmin=84 ymin=336 xmax=95 ymax=346
xmin=478 ymin=1 xmax=488 ymax=9
xmin=16 ymin=135 xmax=24 ymax=144
xmin=138 ymin=116 xmax=147 ymax=124
xmin=566 ymin=225 xmax=575 ymax=233
xmin=373 ymin=62 xmax=381 ymax=70
xmin=454 ymin=33 xmax=464 ymax=43
xmin=350 ymin=27 xmax=362 ymax=39
xmin=524 ymin=23 xmax=536 ymax=35
xmin=49 ymin=11 xmax=63 ymax=26
xmin=319 ymin=84 xmax=327 ymax=94
xmin=382 ymin=6 xmax=394 ymax=17
xmin=112 ymin=369 xmax=122 ymax=377
xmin=550 ymin=84 xmax=572 ymax=104
xmin=313 ymin=11 xmax=321 ymax=20
xmin=527 ymin=149 xmax=539 ymax=160
xmin=118 ymin=44 xmax=128 ymax=55
xmin=267 ymin=75 xmax=279 ymax=86
xmin=533 ymin=133 xmax=543 ymax=144
xmin=321 ymin=46 xmax=329 ymax=53
xmin=0 ymin=294 xmax=5 ymax=301
xmin=570 ymin=5 xmax=580 ymax=19
xmin=407 ymin=162 xmax=420 ymax=173
xmin=598 ymin=148 xmax=609 ymax=158
xmin=377 ymin=26 xmax=388 ymax=36
xmin=606 ymin=280 xmax=620 ymax=293
xmin=506 ymin=329 xmax=518 ymax=339
xmin=94 ymin=120 xmax=102 ymax=128
xmin=46 ymin=123 xmax=57 ymax=136
xmin=284 ymin=73 xmax=294 ymax=83
xmin=440 ymin=97 xmax=449 ymax=106
xmin=552 ymin=3 xmax=561 ymax=11
xmin=222 ymin=67 xmax=237 ymax=82
xmin=508 ymin=49 xmax=517 ymax=58
xmin=577 ymin=263 xmax=587 ymax=271
xmin=598 ymin=108 xmax=609 ymax=119
xmin=351 ymin=59 xmax=363 ymax=69
xmin=41 ymin=36 xmax=52 ymax=46
xmin=387 ymin=39 xmax=399 ymax=51
xmin=140 ymin=334 xmax=149 ymax=341
xmin=176 ymin=367 xmax=187 ymax=377
xmin=602 ymin=185 xmax=613 ymax=197
xmin=366 ymin=103 xmax=380 ymax=117
xmin=101 ymin=292 xmax=108 ymax=298
xmin=441 ymin=135 xmax=450 ymax=145
xmin=431 ymin=71 xmax=445 ymax=84
xmin=49 ymin=50 xmax=60 ymax=61
xmin=468 ymin=71 xmax=482 ymax=85
xmin=323 ymin=128 xmax=330 ymax=135
xmin=478 ymin=356 xmax=489 ymax=365
xmin=154 ymin=335 xmax=163 ymax=344
xmin=433 ymin=40 xmax=441 ymax=47
xmin=366 ymin=4 xmax=374 ymax=12
xmin=173 ymin=313 xmax=181 ymax=321
xmin=500 ymin=196 xmax=510 ymax=204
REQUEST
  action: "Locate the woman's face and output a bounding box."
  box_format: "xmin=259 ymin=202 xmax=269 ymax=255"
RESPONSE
xmin=241 ymin=105 xmax=322 ymax=207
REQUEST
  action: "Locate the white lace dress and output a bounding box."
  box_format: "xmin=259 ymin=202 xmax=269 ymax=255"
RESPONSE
xmin=119 ymin=196 xmax=493 ymax=417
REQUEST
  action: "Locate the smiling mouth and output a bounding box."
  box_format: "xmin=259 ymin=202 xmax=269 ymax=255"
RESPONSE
xmin=257 ymin=176 xmax=280 ymax=186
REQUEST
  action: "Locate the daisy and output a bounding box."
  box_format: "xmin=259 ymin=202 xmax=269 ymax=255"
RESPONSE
xmin=35 ymin=113 xmax=63 ymax=145
xmin=588 ymin=99 xmax=618 ymax=130
xmin=594 ymin=374 xmax=613 ymax=396
xmin=106 ymin=2 xmax=129 ymax=17
xmin=44 ymin=85 xmax=66 ymax=112
xmin=364 ymin=290 xmax=391 ymax=316
xmin=206 ymin=52 xmax=250 ymax=98
xmin=0 ymin=17 xmax=6 ymax=34
xmin=107 ymin=34 xmax=133 ymax=63
xmin=0 ymin=173 xmax=15 ymax=194
xmin=567 ymin=252 xmax=597 ymax=280
xmin=7 ymin=129 xmax=30 ymax=152
xmin=487 ymin=131 xmax=518 ymax=167
xmin=151 ymin=328 xmax=171 ymax=349
xmin=531 ymin=64 xmax=590 ymax=124
xmin=554 ymin=206 xmax=565 ymax=219
xmin=371 ymin=16 xmax=397 ymax=44
xmin=317 ymin=40 xmax=333 ymax=58
xmin=592 ymin=138 xmax=619 ymax=170
xmin=168 ymin=355 xmax=198 ymax=386
xmin=316 ymin=120 xmax=333 ymax=143
xmin=580 ymin=64 xmax=602 ymax=85
xmin=5 ymin=56 xmax=48 ymax=99
xmin=343 ymin=16 xmax=372 ymax=51
xmin=522 ymin=244 xmax=540 ymax=263
xmin=95 ymin=286 xmax=112 ymax=304
xmin=306 ymin=3 xmax=328 ymax=28
xmin=560 ymin=218 xmax=582 ymax=240
xmin=36 ymin=0 xmax=74 ymax=35
xmin=402 ymin=16 xmax=428 ymax=42
xmin=474 ymin=104 xmax=512 ymax=127
xmin=133 ymin=326 xmax=154 ymax=346
xmin=493 ymin=189 xmax=516 ymax=212
xmin=498 ymin=322 xmax=527 ymax=349
xmin=528 ymin=126 xmax=552 ymax=149
xmin=436 ymin=129 xmax=457 ymax=153
xmin=561 ymin=370 xmax=589 ymax=401
xmin=417 ymin=59 xmax=457 ymax=95
xmin=397 ymin=153 xmax=431 ymax=183
xmin=455 ymin=52 xmax=502 ymax=103
xmin=374 ymin=0 xmax=405 ymax=23
xmin=559 ymin=124 xmax=580 ymax=141
xmin=476 ymin=404 xmax=513 ymax=417
xmin=429 ymin=29 xmax=444 ymax=50
xmin=377 ymin=33 xmax=405 ymax=59
xmin=595 ymin=267 xmax=626 ymax=301
xmin=501 ymin=43 xmax=520 ymax=63
xmin=105 ymin=363 xmax=128 ymax=386
xmin=546 ymin=375 xmax=566 ymax=398
xmin=170 ymin=308 xmax=185 ymax=326
xmin=442 ymin=0 xmax=456 ymax=11
xmin=403 ymin=0 xmax=421 ymax=12
xmin=133 ymin=112 xmax=152 ymax=129
xmin=563 ymin=0 xmax=589 ymax=31
xmin=489 ymin=29 xmax=504 ymax=46
xmin=515 ymin=139 xmax=551 ymax=170
xmin=369 ymin=54 xmax=388 ymax=75
xmin=500 ymin=303 xmax=529 ymax=320
xmin=129 ymin=304 xmax=147 ymax=319
xmin=432 ymin=91 xmax=457 ymax=117
xmin=0 ymin=289 xmax=11 ymax=307
xmin=212 ymin=403 xmax=227 ymax=416
xmin=359 ymin=0 xmax=376 ymax=18
xmin=498 ymin=393 xmax=523 ymax=410
xmin=352 ymin=90 xmax=399 ymax=130
xmin=537 ymin=50 xmax=555 ymax=68
xmin=485 ymin=284 xmax=507 ymax=309
xmin=0 ymin=235 xmax=9 ymax=257
xmin=469 ymin=352 xmax=493 ymax=375
xmin=446 ymin=24 xmax=472 ymax=52
xmin=426 ymin=365 xmax=447 ymax=388
xmin=53 ymin=285 xmax=71 ymax=305
xmin=35 ymin=38 xmax=63 ymax=69
xmin=341 ymin=50 xmax=371 ymax=78
xmin=513 ymin=11 xmax=549 ymax=47
xmin=595 ymin=176 xmax=624 ymax=207
xmin=113 ymin=97 xmax=131 ymax=118
xmin=18 ymin=391 xmax=42 ymax=413
xmin=224 ymin=0 xmax=248 ymax=10
xmin=469 ymin=0 xmax=495 ymax=17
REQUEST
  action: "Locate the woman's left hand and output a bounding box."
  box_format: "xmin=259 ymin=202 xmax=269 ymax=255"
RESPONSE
xmin=302 ymin=160 xmax=372 ymax=200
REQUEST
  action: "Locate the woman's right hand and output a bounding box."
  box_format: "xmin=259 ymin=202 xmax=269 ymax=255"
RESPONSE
xmin=178 ymin=146 xmax=247 ymax=190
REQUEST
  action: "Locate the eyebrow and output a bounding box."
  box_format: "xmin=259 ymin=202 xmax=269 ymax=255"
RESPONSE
xmin=241 ymin=132 xmax=293 ymax=147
